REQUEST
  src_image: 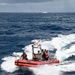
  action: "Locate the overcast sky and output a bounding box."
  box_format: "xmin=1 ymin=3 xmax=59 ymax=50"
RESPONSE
xmin=0 ymin=0 xmax=75 ymax=12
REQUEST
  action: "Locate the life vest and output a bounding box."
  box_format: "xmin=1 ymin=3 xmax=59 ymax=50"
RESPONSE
xmin=45 ymin=53 xmax=49 ymax=57
xmin=21 ymin=53 xmax=27 ymax=58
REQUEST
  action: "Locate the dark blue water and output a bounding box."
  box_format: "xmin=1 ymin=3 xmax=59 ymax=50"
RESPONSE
xmin=0 ymin=13 xmax=75 ymax=75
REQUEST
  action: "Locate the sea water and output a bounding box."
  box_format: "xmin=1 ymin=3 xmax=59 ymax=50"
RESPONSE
xmin=0 ymin=13 xmax=75 ymax=75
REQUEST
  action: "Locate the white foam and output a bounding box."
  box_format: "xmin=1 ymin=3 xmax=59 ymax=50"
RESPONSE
xmin=53 ymin=34 xmax=75 ymax=61
xmin=51 ymin=34 xmax=75 ymax=50
xmin=30 ymin=65 xmax=61 ymax=75
xmin=30 ymin=61 xmax=75 ymax=75
xmin=1 ymin=52 xmax=22 ymax=72
xmin=61 ymin=62 xmax=75 ymax=72
xmin=1 ymin=56 xmax=18 ymax=72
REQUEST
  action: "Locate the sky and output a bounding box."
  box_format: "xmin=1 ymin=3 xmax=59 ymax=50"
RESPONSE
xmin=0 ymin=0 xmax=75 ymax=12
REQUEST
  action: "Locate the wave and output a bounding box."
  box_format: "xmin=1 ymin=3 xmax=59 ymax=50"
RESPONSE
xmin=40 ymin=25 xmax=72 ymax=31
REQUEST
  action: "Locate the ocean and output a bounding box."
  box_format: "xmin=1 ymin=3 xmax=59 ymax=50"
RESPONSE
xmin=0 ymin=13 xmax=75 ymax=75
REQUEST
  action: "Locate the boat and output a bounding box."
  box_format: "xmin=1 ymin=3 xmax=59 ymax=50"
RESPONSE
xmin=42 ymin=12 xmax=47 ymax=13
xmin=15 ymin=42 xmax=59 ymax=70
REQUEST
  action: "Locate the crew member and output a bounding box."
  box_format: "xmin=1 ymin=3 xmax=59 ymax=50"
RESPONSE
xmin=41 ymin=49 xmax=46 ymax=60
xmin=37 ymin=51 xmax=41 ymax=60
xmin=38 ymin=51 xmax=41 ymax=55
xmin=45 ymin=50 xmax=49 ymax=60
xmin=21 ymin=52 xmax=28 ymax=60
xmin=33 ymin=53 xmax=38 ymax=61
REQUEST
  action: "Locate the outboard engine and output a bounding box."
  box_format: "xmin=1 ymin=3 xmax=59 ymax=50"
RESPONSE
xmin=48 ymin=48 xmax=57 ymax=59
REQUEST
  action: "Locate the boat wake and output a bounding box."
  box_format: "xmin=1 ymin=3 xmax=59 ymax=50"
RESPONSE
xmin=1 ymin=34 xmax=75 ymax=75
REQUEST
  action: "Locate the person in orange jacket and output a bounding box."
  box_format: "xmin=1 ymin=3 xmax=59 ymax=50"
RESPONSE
xmin=41 ymin=49 xmax=46 ymax=60
xmin=45 ymin=50 xmax=49 ymax=60
xmin=21 ymin=52 xmax=28 ymax=60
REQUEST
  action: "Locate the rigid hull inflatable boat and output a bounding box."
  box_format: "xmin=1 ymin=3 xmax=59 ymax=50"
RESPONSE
xmin=15 ymin=42 xmax=59 ymax=70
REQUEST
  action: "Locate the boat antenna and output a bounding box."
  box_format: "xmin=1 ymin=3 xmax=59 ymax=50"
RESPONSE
xmin=39 ymin=44 xmax=42 ymax=59
xmin=32 ymin=44 xmax=34 ymax=59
